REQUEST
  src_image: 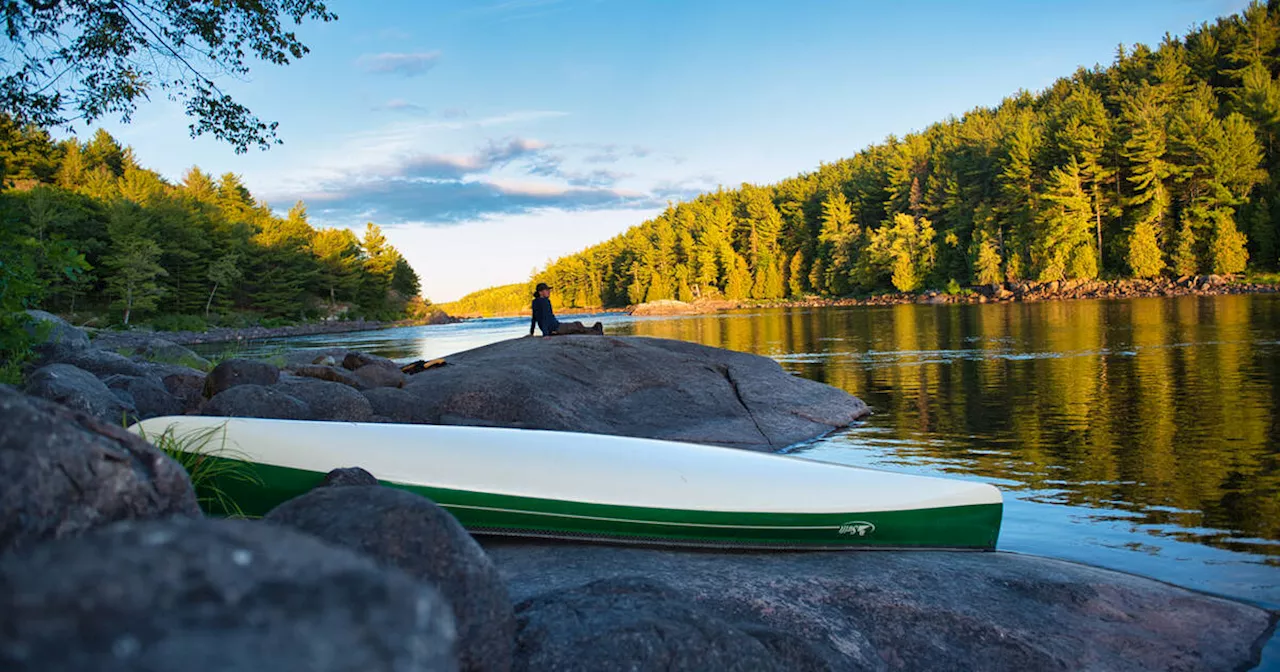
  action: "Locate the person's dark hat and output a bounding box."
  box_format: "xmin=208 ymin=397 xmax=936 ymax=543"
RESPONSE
xmin=535 ymin=282 xmax=551 ymax=292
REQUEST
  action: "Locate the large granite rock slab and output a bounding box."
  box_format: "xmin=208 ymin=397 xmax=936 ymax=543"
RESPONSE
xmin=513 ymin=576 xmax=795 ymax=671
xmin=0 ymin=386 xmax=198 ymax=554
xmin=486 ymin=542 xmax=1274 ymax=672
xmin=402 ymin=336 xmax=870 ymax=451
xmin=0 ymin=517 xmax=458 ymax=671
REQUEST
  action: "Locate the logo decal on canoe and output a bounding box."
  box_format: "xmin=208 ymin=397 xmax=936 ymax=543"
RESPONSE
xmin=838 ymin=521 xmax=875 ymax=537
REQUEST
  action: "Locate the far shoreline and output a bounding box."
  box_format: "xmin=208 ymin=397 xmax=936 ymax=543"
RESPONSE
xmin=85 ymin=276 xmax=1280 ymax=346
xmin=449 ymin=275 xmax=1280 ymax=319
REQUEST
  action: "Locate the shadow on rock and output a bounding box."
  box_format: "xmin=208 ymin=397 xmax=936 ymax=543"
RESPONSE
xmin=0 ymin=517 xmax=458 ymax=671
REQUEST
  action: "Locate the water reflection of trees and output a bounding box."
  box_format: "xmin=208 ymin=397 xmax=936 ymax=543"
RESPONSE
xmin=627 ymin=295 xmax=1280 ymax=554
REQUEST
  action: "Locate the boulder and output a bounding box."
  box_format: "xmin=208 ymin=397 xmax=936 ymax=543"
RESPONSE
xmin=115 ymin=337 xmax=212 ymax=371
xmin=101 ymin=374 xmax=184 ymax=419
xmin=513 ymin=577 xmax=793 ymax=672
xmin=352 ymin=365 xmax=406 ymax=389
xmin=23 ymin=309 xmax=90 ymax=359
xmin=271 ymin=378 xmax=373 ymax=422
xmin=342 ymin=351 xmax=399 ymax=371
xmin=203 ymin=358 xmax=280 ymax=398
xmin=50 ymin=348 xmax=150 ymax=378
xmin=363 ymin=387 xmax=431 ymax=424
xmin=400 ymin=336 xmax=870 ymax=451
xmin=488 ymin=542 xmax=1273 ymax=672
xmin=293 ymin=364 xmax=366 ymax=389
xmin=202 ymin=384 xmax=311 ymax=420
xmin=266 ymin=486 xmax=514 ymax=672
xmin=142 ymin=363 xmax=206 ymax=413
xmin=281 ymin=348 xmax=358 ymax=371
xmin=0 ymin=386 xmax=198 ymax=554
xmin=338 ymin=351 xmax=407 ymax=388
xmin=0 ymin=517 xmax=458 ymax=671
xmin=23 ymin=363 xmax=136 ymax=425
xmin=319 ymin=467 xmax=380 ymax=487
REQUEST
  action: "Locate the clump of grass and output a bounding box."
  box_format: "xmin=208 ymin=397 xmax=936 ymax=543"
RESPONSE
xmin=137 ymin=422 xmax=263 ymax=518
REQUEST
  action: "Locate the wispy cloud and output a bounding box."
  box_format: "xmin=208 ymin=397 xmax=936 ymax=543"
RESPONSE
xmin=374 ymin=99 xmax=430 ymax=114
xmin=651 ymin=174 xmax=719 ymax=201
xmin=260 ymin=116 xmax=687 ymax=226
xmin=358 ymin=51 xmax=442 ymax=77
xmin=565 ymin=168 xmax=632 ymax=187
xmin=382 ymin=137 xmax=548 ymax=180
xmin=582 ymin=144 xmax=654 ymax=164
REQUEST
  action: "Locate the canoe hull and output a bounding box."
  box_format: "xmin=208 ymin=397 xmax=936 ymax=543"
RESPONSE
xmin=131 ymin=417 xmax=1003 ymax=551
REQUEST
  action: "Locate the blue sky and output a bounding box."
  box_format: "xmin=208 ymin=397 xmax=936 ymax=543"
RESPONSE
xmin=91 ymin=0 xmax=1250 ymax=301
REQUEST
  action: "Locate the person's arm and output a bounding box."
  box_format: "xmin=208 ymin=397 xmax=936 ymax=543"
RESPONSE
xmin=530 ymin=301 xmax=537 ymax=335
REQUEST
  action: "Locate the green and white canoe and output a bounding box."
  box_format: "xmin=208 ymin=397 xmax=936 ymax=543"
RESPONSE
xmin=129 ymin=416 xmax=1002 ymax=550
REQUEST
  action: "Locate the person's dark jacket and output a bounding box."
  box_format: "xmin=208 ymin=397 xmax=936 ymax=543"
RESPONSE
xmin=531 ymin=296 xmax=559 ymax=335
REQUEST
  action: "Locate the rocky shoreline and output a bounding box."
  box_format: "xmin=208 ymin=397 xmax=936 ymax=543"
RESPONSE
xmin=627 ymin=275 xmax=1280 ymax=315
xmin=88 ymin=311 xmax=461 ymax=349
xmin=2 ymin=310 xmax=1276 ymax=671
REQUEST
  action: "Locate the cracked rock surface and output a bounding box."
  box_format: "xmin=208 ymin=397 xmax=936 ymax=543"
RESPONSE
xmin=399 ymin=336 xmax=870 ymax=451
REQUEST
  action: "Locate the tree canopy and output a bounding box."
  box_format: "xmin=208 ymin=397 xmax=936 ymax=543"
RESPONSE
xmin=1 ymin=0 xmax=336 ymax=152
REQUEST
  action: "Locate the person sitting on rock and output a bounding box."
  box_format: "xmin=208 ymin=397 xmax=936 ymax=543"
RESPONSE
xmin=530 ymin=282 xmax=603 ymax=336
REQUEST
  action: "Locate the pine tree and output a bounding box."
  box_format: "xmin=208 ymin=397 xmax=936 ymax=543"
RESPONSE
xmin=788 ymin=249 xmax=807 ymax=297
xmin=1171 ymin=219 xmax=1198 ymax=276
xmin=311 ymin=228 xmax=363 ymax=309
xmin=996 ymin=109 xmax=1042 ymax=279
xmin=818 ymin=191 xmax=858 ymax=294
xmin=105 ymin=205 xmax=167 ymax=325
xmin=1210 ymin=210 xmax=1250 ymax=273
xmin=1121 ymin=83 xmax=1174 ymax=276
xmin=1034 ymin=159 xmax=1097 ymax=281
xmin=973 ymin=232 xmax=1004 ymax=286
xmin=1127 ymin=221 xmax=1166 ymax=277
xmin=868 ymin=214 xmax=938 ymax=292
xmin=724 ymin=254 xmax=752 ymax=300
xmin=675 ymin=265 xmax=694 ymax=302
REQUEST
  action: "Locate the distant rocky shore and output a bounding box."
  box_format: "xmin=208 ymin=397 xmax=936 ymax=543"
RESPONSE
xmin=2 ymin=310 xmax=1275 ymax=671
xmin=90 ymin=310 xmax=460 ymax=349
xmin=628 ymin=275 xmax=1280 ymax=315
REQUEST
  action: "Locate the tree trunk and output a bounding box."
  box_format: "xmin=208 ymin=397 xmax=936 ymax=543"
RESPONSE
xmin=1095 ymin=185 xmax=1103 ymax=255
xmin=206 ymin=281 xmax=218 ymax=318
xmin=123 ymin=285 xmax=133 ymax=326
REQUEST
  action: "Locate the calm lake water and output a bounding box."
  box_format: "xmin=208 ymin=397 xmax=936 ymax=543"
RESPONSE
xmin=201 ymin=295 xmax=1280 ymax=650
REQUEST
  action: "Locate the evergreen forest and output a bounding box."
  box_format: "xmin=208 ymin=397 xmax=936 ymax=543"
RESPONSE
xmin=0 ymin=123 xmax=428 ymax=338
xmin=453 ymin=2 xmax=1280 ymax=315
